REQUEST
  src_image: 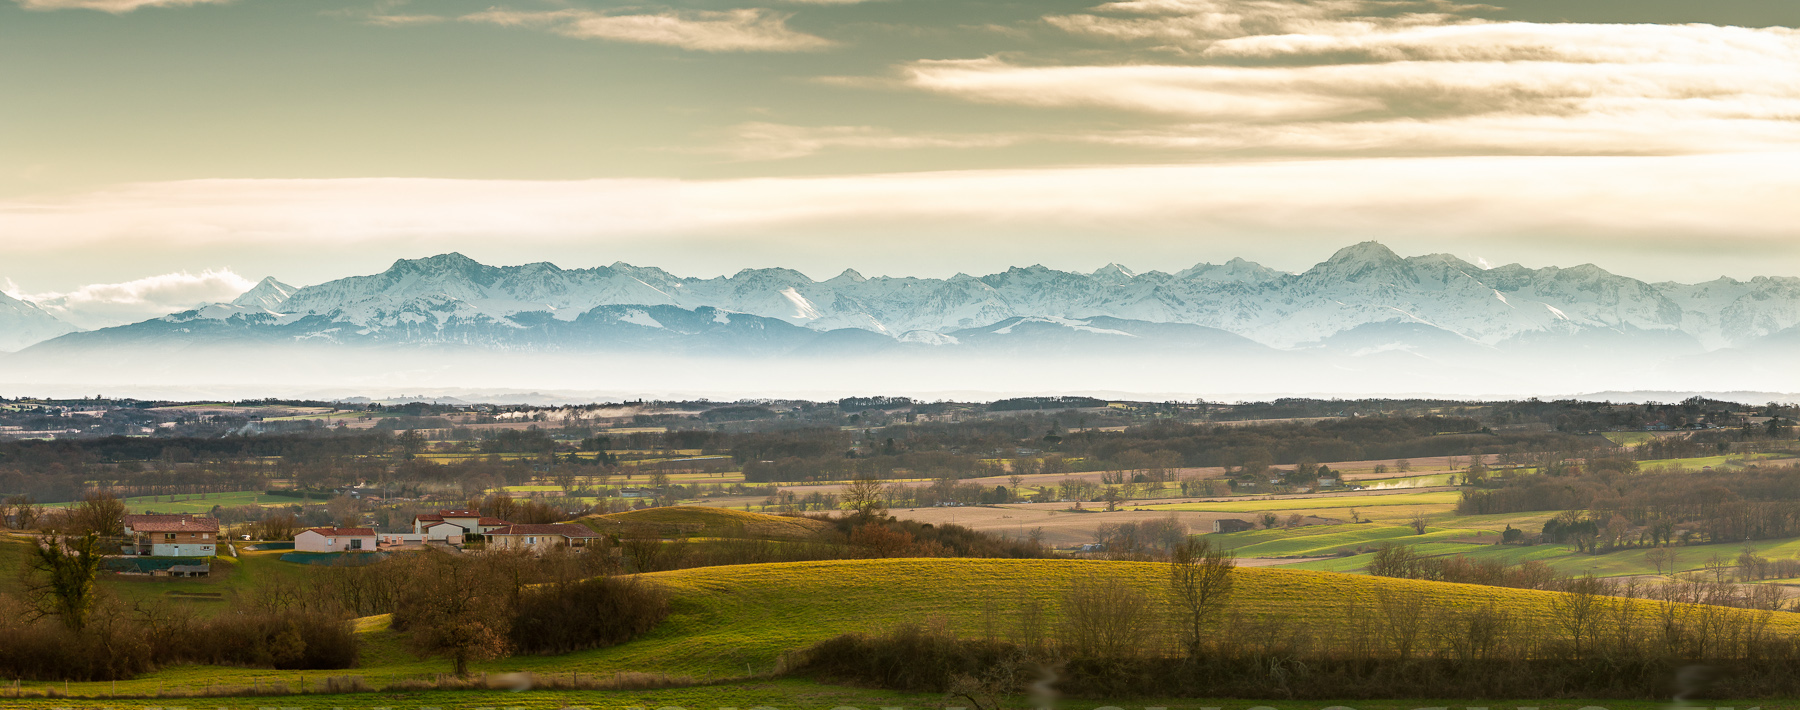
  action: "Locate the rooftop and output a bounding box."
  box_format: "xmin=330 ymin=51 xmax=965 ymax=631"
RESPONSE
xmin=488 ymin=523 xmax=599 ymax=538
xmin=123 ymin=514 xmax=219 ymax=533
xmin=302 ymin=527 xmax=376 ymax=537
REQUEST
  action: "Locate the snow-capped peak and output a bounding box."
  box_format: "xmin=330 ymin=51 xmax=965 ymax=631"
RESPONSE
xmin=230 ymin=276 xmax=298 ymax=310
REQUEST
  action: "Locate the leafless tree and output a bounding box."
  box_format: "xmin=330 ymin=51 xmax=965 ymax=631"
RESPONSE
xmin=842 ymin=476 xmax=889 ymax=521
xmin=1059 ymin=575 xmax=1156 ymax=658
xmin=1549 ymin=573 xmax=1611 ymax=657
xmin=1168 ymin=536 xmax=1236 ymax=658
xmin=69 ymin=492 xmax=125 ymax=537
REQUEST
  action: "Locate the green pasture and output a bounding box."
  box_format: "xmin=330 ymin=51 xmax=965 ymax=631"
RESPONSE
xmin=1283 ymin=534 xmax=1800 ymax=579
xmin=0 ymin=684 xmax=1695 ymax=710
xmin=19 ymin=557 xmax=1800 ymax=701
xmin=1143 ymin=491 xmax=1460 ymax=514
xmin=1355 ymin=473 xmax=1458 ymax=489
xmin=1214 ymin=522 xmax=1495 ymax=558
xmin=46 ymin=490 xmax=277 ymax=513
xmin=0 ymin=536 xmax=311 ymax=616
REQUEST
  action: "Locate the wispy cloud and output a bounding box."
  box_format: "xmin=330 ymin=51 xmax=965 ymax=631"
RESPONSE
xmin=1046 ymin=0 xmax=1484 ymax=50
xmin=5 ymin=154 xmax=1800 ymax=258
xmin=462 ymin=7 xmax=836 ymax=52
xmin=876 ymin=2 xmax=1800 ymax=158
xmin=362 ymin=13 xmax=445 ymax=27
xmin=6 ymin=269 xmax=257 ymax=329
xmin=13 ymin=0 xmax=229 ymax=12
xmin=717 ymin=122 xmax=1025 ymax=160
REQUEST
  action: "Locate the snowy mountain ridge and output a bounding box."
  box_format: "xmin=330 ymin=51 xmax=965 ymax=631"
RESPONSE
xmin=230 ymin=242 xmax=1800 ymax=351
xmin=0 ymin=291 xmax=80 ymax=353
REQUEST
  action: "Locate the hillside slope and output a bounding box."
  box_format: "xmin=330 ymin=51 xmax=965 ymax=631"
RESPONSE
xmin=579 ymin=506 xmax=832 ymax=540
xmin=27 ymin=557 xmax=1800 ymax=697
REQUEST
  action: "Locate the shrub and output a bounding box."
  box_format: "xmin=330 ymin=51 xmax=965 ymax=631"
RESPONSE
xmin=511 ymin=576 xmax=669 ymax=655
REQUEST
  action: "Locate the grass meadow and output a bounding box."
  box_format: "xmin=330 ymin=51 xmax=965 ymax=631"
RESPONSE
xmin=19 ymin=557 xmax=1800 ymax=700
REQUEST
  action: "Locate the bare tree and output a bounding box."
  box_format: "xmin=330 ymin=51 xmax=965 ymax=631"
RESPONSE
xmin=249 ymin=513 xmax=299 ymax=541
xmin=1167 ymin=536 xmax=1236 ymax=658
xmin=841 ymin=476 xmax=889 ymax=521
xmin=3 ymin=495 xmax=42 ymax=530
xmin=1549 ymin=573 xmax=1611 ymax=658
xmin=1059 ymin=575 xmax=1156 ymax=658
xmin=70 ymin=492 xmax=125 ymax=537
xmin=1377 ymin=587 xmax=1427 ymax=659
xmin=1646 ymin=547 xmax=1673 ymax=576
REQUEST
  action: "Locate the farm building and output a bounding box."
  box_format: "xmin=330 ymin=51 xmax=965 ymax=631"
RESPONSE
xmin=122 ymin=514 xmax=220 ymax=557
xmin=295 ymin=527 xmax=378 ymax=553
xmin=485 ymin=523 xmax=601 ymax=553
xmin=1213 ymin=518 xmax=1256 ymax=533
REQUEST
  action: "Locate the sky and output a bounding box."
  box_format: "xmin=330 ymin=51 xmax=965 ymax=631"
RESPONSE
xmin=3 ymin=0 xmax=1800 ymax=327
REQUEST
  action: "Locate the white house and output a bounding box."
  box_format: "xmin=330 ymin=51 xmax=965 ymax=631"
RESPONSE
xmin=122 ymin=514 xmax=219 ymax=557
xmin=295 ymin=527 xmax=378 ymax=553
xmin=423 ymin=521 xmax=465 ymax=543
xmin=412 ymin=509 xmax=509 ymax=536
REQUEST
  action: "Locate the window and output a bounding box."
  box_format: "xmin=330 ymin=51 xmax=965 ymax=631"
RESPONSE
xmin=350 ymin=538 xmax=363 ymax=550
xmin=164 ymin=533 xmax=175 ymax=541
xmin=527 ymin=537 xmax=537 ymax=544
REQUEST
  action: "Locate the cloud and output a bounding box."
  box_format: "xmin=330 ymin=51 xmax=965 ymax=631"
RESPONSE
xmin=462 ymin=7 xmax=835 ymax=52
xmin=362 ymin=13 xmax=445 ymax=26
xmin=4 ymin=154 xmax=1800 ymax=259
xmin=6 ymin=269 xmax=257 ymax=329
xmin=13 ymin=0 xmax=229 ymax=11
xmin=879 ymin=3 xmax=1800 ymax=158
xmin=717 ymin=122 xmax=1026 ymax=160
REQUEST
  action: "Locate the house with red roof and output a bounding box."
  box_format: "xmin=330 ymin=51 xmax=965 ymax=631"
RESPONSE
xmin=121 ymin=514 xmax=220 ymax=557
xmin=412 ymin=509 xmax=511 ymax=541
xmin=485 ymin=523 xmax=601 ymax=553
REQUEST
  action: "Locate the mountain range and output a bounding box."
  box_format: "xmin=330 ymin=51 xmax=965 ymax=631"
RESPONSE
xmin=16 ymin=241 xmax=1800 ymax=352
xmin=9 ymin=242 xmax=1800 ymax=396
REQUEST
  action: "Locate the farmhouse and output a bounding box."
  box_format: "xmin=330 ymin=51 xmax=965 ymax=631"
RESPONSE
xmin=485 ymin=523 xmax=601 ymax=553
xmin=295 ymin=527 xmax=378 ymax=553
xmin=122 ymin=514 xmax=219 ymax=557
xmin=412 ymin=509 xmax=512 ymax=536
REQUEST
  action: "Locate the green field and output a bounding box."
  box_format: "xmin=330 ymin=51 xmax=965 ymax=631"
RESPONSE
xmin=0 ymin=685 xmax=1697 ymax=710
xmin=1214 ymin=522 xmax=1495 ymax=557
xmin=1283 ymin=533 xmax=1800 ymax=579
xmin=1637 ymin=452 xmax=1792 ymax=470
xmin=20 ymin=555 xmax=1800 ymax=700
xmin=1602 ymin=431 xmax=1658 ymax=447
xmin=47 ymin=490 xmax=278 ymax=514
xmin=0 ymin=535 xmax=311 ymax=616
xmin=1144 ymin=490 xmax=1460 ymax=514
xmin=1355 ymin=473 xmax=1458 ymax=489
